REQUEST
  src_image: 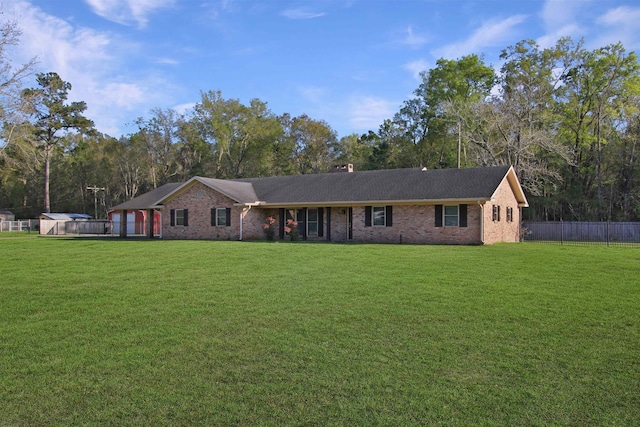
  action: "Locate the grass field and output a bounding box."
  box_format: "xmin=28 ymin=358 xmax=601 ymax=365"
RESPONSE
xmin=1 ymin=235 xmax=639 ymax=426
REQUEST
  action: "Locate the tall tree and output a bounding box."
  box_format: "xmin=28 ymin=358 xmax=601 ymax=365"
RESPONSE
xmin=54 ymin=132 xmax=116 ymax=217
xmin=0 ymin=18 xmax=39 ymax=214
xmin=334 ymin=133 xmax=373 ymax=171
xmin=0 ymin=19 xmax=38 ymax=147
xmin=193 ymin=91 xmax=282 ymax=178
xmin=390 ymin=54 xmax=495 ymax=169
xmin=21 ymin=72 xmax=94 ymax=213
xmin=616 ymin=111 xmax=640 ymax=219
xmin=373 ymin=118 xmax=417 ymax=169
xmin=174 ymin=117 xmax=216 ymax=181
xmin=110 ymin=135 xmax=146 ymax=201
xmin=0 ymin=123 xmax=42 ymax=217
xmin=134 ymin=108 xmax=181 ymax=188
xmin=558 ymin=42 xmax=640 ymax=219
xmin=422 ymin=54 xmax=495 ymax=168
xmin=272 ymin=113 xmax=299 ymax=176
xmin=463 ymin=39 xmax=574 ymax=199
xmin=289 ymin=114 xmax=337 ymax=174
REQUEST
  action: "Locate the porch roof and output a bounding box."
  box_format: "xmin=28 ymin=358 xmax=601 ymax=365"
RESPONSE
xmin=110 ymin=182 xmax=183 ymax=211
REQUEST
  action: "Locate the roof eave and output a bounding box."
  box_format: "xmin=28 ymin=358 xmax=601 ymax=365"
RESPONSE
xmin=159 ymin=177 xmax=201 ymax=204
xmin=494 ymin=166 xmax=529 ymax=208
xmin=109 ymin=203 xmax=166 ymax=212
xmin=234 ymin=201 xmax=264 ymax=207
xmin=252 ymin=198 xmax=492 ymax=208
xmin=195 ymin=177 xmax=260 ymax=204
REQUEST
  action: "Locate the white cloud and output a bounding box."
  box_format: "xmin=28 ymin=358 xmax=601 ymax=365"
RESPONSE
xmin=298 ymin=85 xmax=325 ymax=103
xmin=6 ymin=1 xmax=174 ymax=136
xmin=404 ymin=59 xmax=429 ymax=81
xmin=384 ymin=25 xmax=429 ymax=51
xmin=11 ymin=6 xmax=113 ymax=80
xmin=155 ymin=57 xmax=180 ymax=65
xmin=281 ymin=8 xmax=325 ymax=20
xmin=597 ymin=5 xmax=640 ymax=25
xmin=97 ymin=83 xmax=146 ymax=108
xmin=173 ymin=102 xmax=196 ymax=115
xmin=540 ymin=0 xmax=588 ymax=31
xmin=432 ymin=15 xmax=528 ymax=59
xmin=594 ymin=6 xmax=640 ymax=50
xmin=537 ymin=0 xmax=588 ymax=48
xmin=84 ymin=0 xmax=176 ymax=28
xmin=401 ymin=26 xmax=429 ymax=49
xmin=9 ymin=2 xmax=114 ymax=88
xmin=537 ymin=23 xmax=582 ymax=49
xmin=348 ymin=96 xmax=396 ymax=130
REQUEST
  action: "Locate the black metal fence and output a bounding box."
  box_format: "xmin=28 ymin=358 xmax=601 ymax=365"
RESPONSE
xmin=523 ymin=221 xmax=640 ymax=247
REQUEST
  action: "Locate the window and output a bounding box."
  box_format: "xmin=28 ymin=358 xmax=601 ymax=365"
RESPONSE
xmin=492 ymin=205 xmax=501 ymax=222
xmin=171 ymin=209 xmax=188 ymax=226
xmin=365 ymin=206 xmax=393 ymax=227
xmin=211 ymin=207 xmax=231 ymax=227
xmin=285 ymin=209 xmax=300 ymax=236
xmin=286 ymin=209 xmax=297 ymax=223
xmin=506 ymin=207 xmax=513 ymax=222
xmin=176 ymin=209 xmax=185 ymax=226
xmin=435 ymin=204 xmax=467 ymax=228
xmin=372 ymin=206 xmax=386 ymax=226
xmin=444 ymin=205 xmax=459 ymax=227
xmin=278 ymin=208 xmax=303 ymax=239
xmin=216 ymin=208 xmax=227 ymax=226
xmin=307 ymin=208 xmax=318 ymax=236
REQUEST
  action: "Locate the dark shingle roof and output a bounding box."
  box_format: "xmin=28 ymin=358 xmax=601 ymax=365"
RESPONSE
xmin=196 ymin=177 xmax=259 ymax=204
xmin=239 ymin=166 xmax=512 ymax=204
xmin=110 ymin=182 xmax=183 ymax=211
xmin=109 ymin=166 xmax=522 ymax=210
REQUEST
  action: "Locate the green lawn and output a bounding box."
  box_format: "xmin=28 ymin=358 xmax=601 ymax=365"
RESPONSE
xmin=1 ymin=236 xmax=638 ymax=426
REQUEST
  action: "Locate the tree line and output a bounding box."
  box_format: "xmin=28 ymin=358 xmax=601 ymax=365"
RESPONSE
xmin=1 ymin=19 xmax=639 ymax=221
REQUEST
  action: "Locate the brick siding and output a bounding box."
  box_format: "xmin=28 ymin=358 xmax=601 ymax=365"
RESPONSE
xmin=482 ymin=176 xmax=521 ymax=244
xmin=351 ymin=204 xmax=482 ymax=245
xmin=163 ymin=182 xmax=241 ymax=240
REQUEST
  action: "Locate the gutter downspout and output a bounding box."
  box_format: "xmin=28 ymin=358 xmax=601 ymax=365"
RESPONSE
xmin=478 ymin=201 xmax=484 ymax=245
xmin=239 ymin=203 xmax=260 ymax=241
xmin=239 ymin=208 xmax=246 ymax=241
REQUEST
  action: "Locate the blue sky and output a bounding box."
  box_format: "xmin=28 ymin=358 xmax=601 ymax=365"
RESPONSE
xmin=7 ymin=0 xmax=640 ymax=139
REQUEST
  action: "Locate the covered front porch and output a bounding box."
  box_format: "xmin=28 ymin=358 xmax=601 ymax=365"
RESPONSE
xmin=261 ymin=206 xmax=353 ymax=242
xmin=108 ymin=208 xmax=162 ymax=238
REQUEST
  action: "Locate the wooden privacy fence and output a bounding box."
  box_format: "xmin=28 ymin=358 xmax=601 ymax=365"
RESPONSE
xmin=523 ymin=221 xmax=640 ymax=246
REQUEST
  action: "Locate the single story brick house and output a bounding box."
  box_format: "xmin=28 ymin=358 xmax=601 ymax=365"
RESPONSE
xmin=109 ymin=165 xmax=528 ymax=244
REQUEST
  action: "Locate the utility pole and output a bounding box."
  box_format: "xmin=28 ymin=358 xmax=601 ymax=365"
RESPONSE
xmin=457 ymin=120 xmax=461 ymax=169
xmin=86 ymin=186 xmax=105 ymax=219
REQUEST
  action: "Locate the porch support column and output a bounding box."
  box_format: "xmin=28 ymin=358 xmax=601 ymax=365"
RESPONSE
xmin=147 ymin=209 xmax=154 ymax=238
xmin=326 ymin=207 xmax=331 ymax=241
xmin=279 ymin=208 xmax=285 ymax=240
xmin=120 ymin=209 xmax=128 ymax=238
xmin=301 ymin=207 xmax=307 ymax=240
